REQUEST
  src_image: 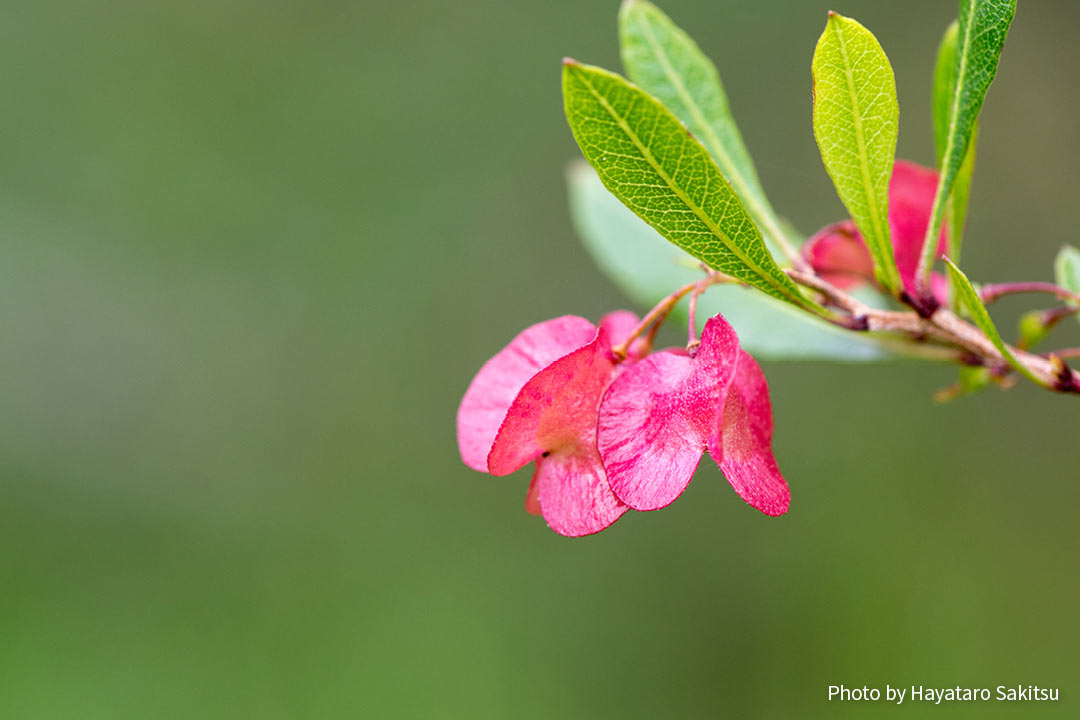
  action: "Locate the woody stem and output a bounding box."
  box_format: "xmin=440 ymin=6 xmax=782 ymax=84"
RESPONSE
xmin=786 ymin=269 xmax=1080 ymax=393
xmin=685 ymin=281 xmax=707 ymax=352
xmin=979 ymin=281 xmax=1080 ymax=305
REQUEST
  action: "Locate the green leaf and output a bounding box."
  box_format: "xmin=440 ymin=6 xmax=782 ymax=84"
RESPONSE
xmin=1054 ymin=245 xmax=1080 ymax=296
xmin=932 ymin=21 xmax=961 ymax=165
xmin=812 ymin=12 xmax=902 ymax=293
xmin=944 ymin=257 xmax=1043 ymax=386
xmin=561 ymin=60 xmax=816 ymax=312
xmin=1054 ymin=244 xmax=1080 ymax=324
xmin=946 ymin=126 xmax=977 ymax=263
xmin=568 ymin=161 xmax=895 ymax=361
xmin=618 ymin=0 xmax=790 ymax=260
xmin=932 ymin=19 xmax=978 ymax=264
xmin=917 ymin=0 xmax=1016 ymax=287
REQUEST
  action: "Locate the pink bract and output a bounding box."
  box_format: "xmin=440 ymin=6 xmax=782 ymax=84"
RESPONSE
xmin=456 ymin=312 xmax=640 ymax=536
xmin=802 ymin=220 xmax=872 ymax=290
xmin=888 ymin=160 xmax=945 ymax=291
xmin=488 ymin=329 xmax=616 ymax=475
xmin=708 ymin=351 xmax=790 ymax=517
xmin=529 ymin=448 xmax=626 ymax=536
xmin=599 ymin=309 xmax=650 ymax=363
xmin=457 ymin=315 xmax=596 ymax=473
xmin=597 ymin=316 xmax=740 ymax=511
xmin=804 ymin=160 xmax=947 ymax=297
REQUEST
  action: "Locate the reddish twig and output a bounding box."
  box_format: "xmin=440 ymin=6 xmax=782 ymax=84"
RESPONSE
xmin=611 ymin=273 xmax=727 ymax=360
xmin=979 ymin=281 xmax=1080 ymax=305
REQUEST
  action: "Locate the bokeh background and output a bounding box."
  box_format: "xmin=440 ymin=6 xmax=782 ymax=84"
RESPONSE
xmin=1 ymin=0 xmax=1076 ymax=717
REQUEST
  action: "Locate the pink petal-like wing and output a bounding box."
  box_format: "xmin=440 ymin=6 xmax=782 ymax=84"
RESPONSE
xmin=599 ymin=309 xmax=647 ymax=362
xmin=457 ymin=316 xmax=597 ymax=472
xmin=598 ymin=316 xmax=740 ymax=511
xmin=597 ymin=351 xmax=702 ymax=510
xmin=708 ymin=351 xmax=790 ymax=516
xmin=598 ymin=310 xmax=638 ymax=346
xmin=534 ymin=446 xmax=627 ymax=537
xmin=802 ymin=220 xmax=874 ymax=290
xmin=890 ymin=160 xmax=945 ymax=292
xmin=487 ymin=328 xmax=615 ymax=476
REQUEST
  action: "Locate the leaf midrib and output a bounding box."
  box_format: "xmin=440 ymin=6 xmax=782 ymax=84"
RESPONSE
xmin=630 ymin=9 xmax=785 ymax=248
xmin=570 ymin=68 xmax=802 ymax=307
xmin=831 ymin=17 xmax=897 ymax=289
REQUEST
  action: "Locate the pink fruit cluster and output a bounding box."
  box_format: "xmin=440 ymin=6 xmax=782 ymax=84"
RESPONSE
xmin=456 ymin=159 xmax=946 ymax=537
xmin=456 ymin=310 xmax=787 ymax=536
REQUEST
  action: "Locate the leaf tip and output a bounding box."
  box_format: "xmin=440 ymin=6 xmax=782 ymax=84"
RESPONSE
xmin=562 ymin=56 xmax=580 ymax=68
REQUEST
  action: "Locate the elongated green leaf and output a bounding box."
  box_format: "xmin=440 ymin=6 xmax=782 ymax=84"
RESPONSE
xmin=618 ymin=0 xmax=790 ymax=260
xmin=562 ymin=60 xmax=815 ymax=311
xmin=918 ymin=0 xmax=1016 ymax=287
xmin=1054 ymin=245 xmax=1080 ymax=295
xmin=933 ymin=19 xmax=978 ymax=263
xmin=812 ymin=12 xmax=902 ymax=293
xmin=1054 ymin=245 xmax=1080 ymax=325
xmin=946 ymin=126 xmax=977 ymax=263
xmin=567 ymin=161 xmax=894 ymax=360
xmin=945 ymin=258 xmax=1043 ymax=386
xmin=932 ymin=21 xmax=960 ymax=164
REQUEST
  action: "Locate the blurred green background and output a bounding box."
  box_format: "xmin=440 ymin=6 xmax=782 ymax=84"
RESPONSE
xmin=1 ymin=0 xmax=1076 ymax=717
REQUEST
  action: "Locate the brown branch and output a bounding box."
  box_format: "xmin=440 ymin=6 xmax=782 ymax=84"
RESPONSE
xmin=785 ymin=269 xmax=1080 ymax=394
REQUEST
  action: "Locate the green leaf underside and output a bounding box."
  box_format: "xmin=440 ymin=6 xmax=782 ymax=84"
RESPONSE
xmin=1054 ymin=245 xmax=1080 ymax=325
xmin=562 ymin=61 xmax=814 ymax=311
xmin=568 ymin=161 xmax=894 ymax=361
xmin=812 ymin=13 xmax=901 ymax=292
xmin=945 ymin=258 xmax=1043 ymax=385
xmin=618 ymin=0 xmax=789 ymax=259
xmin=933 ymin=19 xmax=977 ymax=264
xmin=919 ymin=0 xmax=1016 ymax=285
